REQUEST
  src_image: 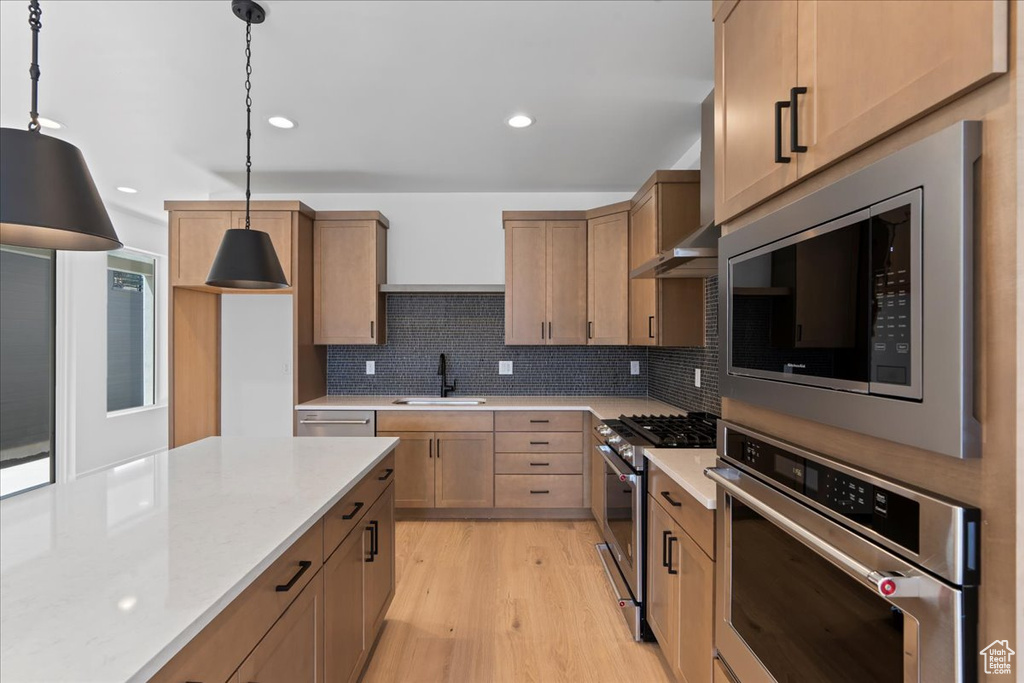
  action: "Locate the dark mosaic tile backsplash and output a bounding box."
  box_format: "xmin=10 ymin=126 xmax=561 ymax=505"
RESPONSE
xmin=326 ymin=281 xmax=722 ymax=415
xmin=327 ymin=294 xmax=646 ymax=396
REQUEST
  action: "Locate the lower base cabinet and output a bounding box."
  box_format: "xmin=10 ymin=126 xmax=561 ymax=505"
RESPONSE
xmin=154 ymin=452 xmax=396 ymax=683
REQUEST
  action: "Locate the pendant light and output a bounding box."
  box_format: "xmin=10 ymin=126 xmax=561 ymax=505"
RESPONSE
xmin=0 ymin=0 xmax=121 ymax=251
xmin=206 ymin=0 xmax=288 ymax=289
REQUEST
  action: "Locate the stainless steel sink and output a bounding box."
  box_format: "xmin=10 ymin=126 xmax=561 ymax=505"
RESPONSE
xmin=392 ymin=397 xmax=487 ymax=406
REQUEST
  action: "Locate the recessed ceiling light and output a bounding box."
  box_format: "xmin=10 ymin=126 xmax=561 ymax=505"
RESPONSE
xmin=506 ymin=114 xmax=534 ymax=129
xmin=268 ymin=116 xmax=296 ymax=129
xmin=36 ymin=116 xmax=64 ymax=130
xmin=116 ymin=186 xmax=138 ymax=194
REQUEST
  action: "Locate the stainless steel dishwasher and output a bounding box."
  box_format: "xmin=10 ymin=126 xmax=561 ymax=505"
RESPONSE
xmin=296 ymin=410 xmax=375 ymax=436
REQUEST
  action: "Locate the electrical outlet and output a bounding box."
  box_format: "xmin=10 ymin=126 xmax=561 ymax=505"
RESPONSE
xmin=695 ymin=368 xmax=701 ymax=388
xmin=630 ymin=360 xmax=640 ymax=376
xmin=366 ymin=360 xmax=375 ymax=375
xmin=499 ymin=361 xmax=513 ymax=375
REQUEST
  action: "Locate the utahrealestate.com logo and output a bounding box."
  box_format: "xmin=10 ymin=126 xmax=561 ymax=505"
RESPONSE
xmin=980 ymin=640 xmax=1015 ymax=676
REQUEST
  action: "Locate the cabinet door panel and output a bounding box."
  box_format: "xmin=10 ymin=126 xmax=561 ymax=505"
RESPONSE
xmin=505 ymin=221 xmax=547 ymax=345
xmin=796 ymin=0 xmax=1007 ymax=177
xmin=587 ymin=212 xmax=629 ymax=345
xmin=715 ymin=0 xmax=799 ymax=222
xmin=231 ymin=211 xmax=294 ymax=284
xmin=364 ymin=485 xmax=395 ymax=640
xmin=629 ymin=279 xmax=657 ymax=347
xmin=647 ymin=497 xmax=679 ymax=671
xmin=237 ymin=570 xmax=324 ymax=683
xmin=629 ymin=188 xmax=658 ymax=269
xmin=324 ymin=526 xmax=365 ymax=683
xmin=379 ymin=432 xmax=435 ymax=508
xmin=677 ymin=529 xmax=714 ymax=683
xmin=546 ymin=220 xmax=588 ymax=345
xmin=171 ymin=211 xmax=232 ymax=286
xmin=435 ymin=432 xmax=494 ymax=508
xmin=314 ymin=221 xmax=378 ymax=345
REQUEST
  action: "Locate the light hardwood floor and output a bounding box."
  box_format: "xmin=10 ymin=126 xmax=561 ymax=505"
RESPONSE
xmin=362 ymin=520 xmax=674 ymax=683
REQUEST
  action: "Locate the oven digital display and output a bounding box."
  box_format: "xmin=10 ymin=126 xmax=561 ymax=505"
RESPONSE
xmin=773 ymin=454 xmax=804 ymax=487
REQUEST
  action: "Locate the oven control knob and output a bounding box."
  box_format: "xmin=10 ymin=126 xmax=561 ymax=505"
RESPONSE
xmin=608 ymin=435 xmax=622 ymax=445
xmin=597 ymin=424 xmax=612 ymax=436
xmin=621 ymin=445 xmax=634 ymax=459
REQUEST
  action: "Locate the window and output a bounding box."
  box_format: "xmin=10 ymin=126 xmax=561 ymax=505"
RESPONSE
xmin=0 ymin=246 xmax=56 ymax=497
xmin=107 ymin=250 xmax=157 ymax=412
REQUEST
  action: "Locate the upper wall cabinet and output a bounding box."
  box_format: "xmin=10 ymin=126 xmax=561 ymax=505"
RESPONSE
xmin=586 ymin=209 xmax=630 ymax=345
xmin=714 ymin=0 xmax=1008 ymax=222
xmin=169 ymin=209 xmax=295 ymax=290
xmin=504 ymin=217 xmax=588 ymax=345
xmin=313 ymin=212 xmax=389 ymax=345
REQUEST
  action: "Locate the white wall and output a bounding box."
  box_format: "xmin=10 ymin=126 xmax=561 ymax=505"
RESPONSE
xmin=59 ymin=207 xmax=169 ymax=478
xmin=670 ymin=138 xmax=702 ymax=170
xmin=220 ymin=295 xmax=294 ymax=437
xmin=210 ymin=191 xmax=633 ymax=284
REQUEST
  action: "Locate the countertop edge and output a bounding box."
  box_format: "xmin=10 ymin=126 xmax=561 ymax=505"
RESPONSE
xmin=293 ymin=396 xmax=685 ymax=420
xmin=130 ymin=438 xmax=399 ymax=682
xmin=643 ymin=447 xmax=719 ymax=510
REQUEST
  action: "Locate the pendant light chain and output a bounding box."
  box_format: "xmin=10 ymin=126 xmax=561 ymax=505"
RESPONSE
xmin=27 ymin=0 xmax=42 ymax=132
xmin=243 ymin=18 xmax=253 ymax=230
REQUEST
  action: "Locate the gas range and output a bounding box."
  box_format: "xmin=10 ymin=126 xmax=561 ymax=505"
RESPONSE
xmin=597 ymin=412 xmax=718 ymax=471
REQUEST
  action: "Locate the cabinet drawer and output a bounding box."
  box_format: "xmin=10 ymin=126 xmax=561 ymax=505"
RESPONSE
xmin=649 ymin=461 xmax=715 ymax=559
xmin=495 ymin=452 xmax=582 ymax=475
xmin=377 ymin=410 xmax=494 ymax=432
xmin=494 ymin=411 xmax=583 ymax=432
xmin=324 ymin=450 xmax=395 ymax=557
xmin=151 ymin=521 xmax=324 ymax=683
xmin=495 ymin=475 xmax=583 ymax=508
xmin=494 ymin=432 xmax=582 ymax=454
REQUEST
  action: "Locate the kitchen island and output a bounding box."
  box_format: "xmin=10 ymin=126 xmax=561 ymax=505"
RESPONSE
xmin=0 ymin=436 xmax=398 ymax=683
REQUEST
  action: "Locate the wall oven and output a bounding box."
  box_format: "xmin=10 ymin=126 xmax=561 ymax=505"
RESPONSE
xmin=707 ymin=421 xmax=979 ymax=683
xmin=719 ymin=120 xmax=981 ymax=459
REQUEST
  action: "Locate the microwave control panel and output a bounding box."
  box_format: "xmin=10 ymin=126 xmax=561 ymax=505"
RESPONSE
xmin=870 ymin=201 xmax=914 ymax=388
xmin=728 ymin=431 xmax=920 ymax=553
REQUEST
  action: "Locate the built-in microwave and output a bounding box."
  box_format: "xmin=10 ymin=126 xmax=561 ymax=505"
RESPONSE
xmin=720 ymin=121 xmax=981 ymax=459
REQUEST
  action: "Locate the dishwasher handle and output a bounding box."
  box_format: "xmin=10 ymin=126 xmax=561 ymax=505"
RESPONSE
xmin=299 ymin=418 xmax=371 ymax=425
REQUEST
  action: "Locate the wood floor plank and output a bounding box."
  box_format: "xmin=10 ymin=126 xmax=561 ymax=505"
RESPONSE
xmin=362 ymin=520 xmax=674 ymax=683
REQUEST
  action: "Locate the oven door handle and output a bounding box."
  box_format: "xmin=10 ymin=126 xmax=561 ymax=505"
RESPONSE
xmin=597 ymin=445 xmax=636 ymax=483
xmin=706 ymin=467 xmax=920 ymax=598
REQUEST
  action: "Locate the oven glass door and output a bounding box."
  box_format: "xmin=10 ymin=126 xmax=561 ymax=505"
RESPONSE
xmin=730 ymin=499 xmax=903 ymax=682
xmin=601 ymin=447 xmax=638 ymax=591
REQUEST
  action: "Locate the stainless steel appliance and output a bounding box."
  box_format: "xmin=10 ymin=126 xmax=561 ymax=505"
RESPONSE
xmin=707 ymin=421 xmax=979 ymax=683
xmin=595 ymin=412 xmax=718 ymax=640
xmin=719 ymin=120 xmax=981 ymax=459
xmin=295 ymin=410 xmax=375 ymax=437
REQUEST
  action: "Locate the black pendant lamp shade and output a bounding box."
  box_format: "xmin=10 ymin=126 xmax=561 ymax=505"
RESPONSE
xmin=0 ymin=1 xmax=121 ymax=251
xmin=206 ymin=228 xmax=288 ymax=289
xmin=206 ymin=0 xmax=288 ymax=290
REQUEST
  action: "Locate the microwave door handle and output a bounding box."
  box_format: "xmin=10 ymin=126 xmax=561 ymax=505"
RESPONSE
xmin=706 ymin=467 xmax=919 ymax=598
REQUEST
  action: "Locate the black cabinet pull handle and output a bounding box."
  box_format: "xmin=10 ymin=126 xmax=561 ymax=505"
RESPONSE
xmin=661 ymin=491 xmax=682 ymax=507
xmin=529 ymin=462 xmax=550 ymax=467
xmin=341 ymin=501 xmax=364 ymax=520
xmin=662 ymin=530 xmax=671 ymax=568
xmin=588 ymin=321 xmax=593 ymax=339
xmin=548 ymin=321 xmax=552 ymax=339
xmin=796 ymin=323 xmax=803 ymax=342
xmin=275 ymin=560 xmax=312 ymax=592
xmin=378 ymin=467 xmax=394 ymax=481
xmin=790 ymin=86 xmax=808 ymax=153
xmin=370 ymin=320 xmax=375 ymax=338
xmin=667 ymin=536 xmax=679 ymax=575
xmin=436 ymin=439 xmax=441 ymax=458
xmin=529 ymin=441 xmax=549 ymax=445
xmin=541 ymin=322 xmax=545 ymax=340
xmin=365 ymin=526 xmax=375 ymax=563
xmin=529 ymin=490 xmax=550 ymax=494
xmin=529 ymin=419 xmax=549 ymax=423
xmin=370 ymin=519 xmax=379 ymax=556
xmin=648 ymin=315 xmax=655 ymax=339
xmin=774 ymin=100 xmax=792 ymax=163
xmin=429 ymin=439 xmax=433 ymax=458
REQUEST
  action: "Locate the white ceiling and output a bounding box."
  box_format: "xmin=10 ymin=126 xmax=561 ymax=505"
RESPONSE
xmin=0 ymin=1 xmax=713 ymax=220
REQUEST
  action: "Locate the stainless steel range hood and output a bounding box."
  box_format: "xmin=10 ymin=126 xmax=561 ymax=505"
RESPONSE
xmin=631 ymin=90 xmax=718 ymax=279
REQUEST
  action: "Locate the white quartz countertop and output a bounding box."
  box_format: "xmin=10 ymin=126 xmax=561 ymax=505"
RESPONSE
xmin=0 ymin=436 xmax=399 ymax=683
xmin=297 ymin=395 xmax=682 ymax=419
xmin=644 ymin=448 xmax=720 ymax=510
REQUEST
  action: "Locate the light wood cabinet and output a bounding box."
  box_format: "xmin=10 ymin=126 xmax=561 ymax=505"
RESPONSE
xmin=363 ymin=485 xmax=396 ymax=638
xmin=504 ymin=219 xmax=588 ymax=345
xmin=629 ymin=279 xmax=706 ymax=348
xmin=386 ymin=432 xmax=436 ymax=508
xmin=647 ymin=497 xmax=679 ymax=675
xmin=713 ymin=658 xmax=736 ymax=683
xmin=436 ymin=432 xmax=495 ymax=508
xmin=236 ymin=570 xmax=324 ymax=683
xmin=587 ymin=211 xmax=630 ymax=345
xmin=313 ymin=216 xmax=388 ymax=345
xmin=676 ymin=528 xmax=714 ymax=683
xmin=714 ymin=0 xmax=1008 ymax=222
xmin=324 ymin=522 xmax=367 ymax=683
